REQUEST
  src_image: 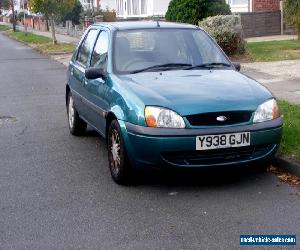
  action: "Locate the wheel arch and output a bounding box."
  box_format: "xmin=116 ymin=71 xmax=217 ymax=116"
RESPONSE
xmin=106 ymin=112 xmax=117 ymax=140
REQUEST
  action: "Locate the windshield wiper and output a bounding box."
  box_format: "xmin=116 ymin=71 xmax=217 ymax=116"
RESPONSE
xmin=185 ymin=62 xmax=232 ymax=70
xmin=130 ymin=63 xmax=192 ymax=74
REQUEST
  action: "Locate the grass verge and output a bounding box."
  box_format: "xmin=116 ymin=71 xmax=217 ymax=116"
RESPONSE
xmin=232 ymin=39 xmax=300 ymax=62
xmin=278 ymin=100 xmax=300 ymax=162
xmin=248 ymin=40 xmax=300 ymax=62
xmin=4 ymin=29 xmax=75 ymax=55
xmin=0 ymin=24 xmax=11 ymax=32
xmin=5 ymin=29 xmax=51 ymax=44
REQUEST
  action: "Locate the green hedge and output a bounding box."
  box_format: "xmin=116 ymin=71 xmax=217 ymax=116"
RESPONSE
xmin=165 ymin=0 xmax=231 ymax=25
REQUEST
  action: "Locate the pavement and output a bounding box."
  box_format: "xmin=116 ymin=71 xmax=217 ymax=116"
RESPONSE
xmin=246 ymin=35 xmax=298 ymax=43
xmin=0 ymin=33 xmax=299 ymax=250
xmin=242 ymin=60 xmax=300 ymax=104
xmin=0 ymin=22 xmax=80 ymax=45
xmin=243 ymin=33 xmax=300 ymax=105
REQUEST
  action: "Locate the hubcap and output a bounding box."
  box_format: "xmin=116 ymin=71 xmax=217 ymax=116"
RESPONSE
xmin=110 ymin=129 xmax=121 ymax=175
xmin=68 ymin=96 xmax=75 ymax=128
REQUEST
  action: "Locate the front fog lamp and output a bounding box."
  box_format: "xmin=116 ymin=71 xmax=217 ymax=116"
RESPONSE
xmin=253 ymin=99 xmax=280 ymax=123
xmin=145 ymin=106 xmax=186 ymax=128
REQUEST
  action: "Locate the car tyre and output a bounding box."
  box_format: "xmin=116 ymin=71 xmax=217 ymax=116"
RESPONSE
xmin=108 ymin=120 xmax=132 ymax=185
xmin=67 ymin=93 xmax=87 ymax=135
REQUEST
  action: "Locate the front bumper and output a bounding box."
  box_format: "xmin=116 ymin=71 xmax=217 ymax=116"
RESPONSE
xmin=120 ymin=118 xmax=283 ymax=169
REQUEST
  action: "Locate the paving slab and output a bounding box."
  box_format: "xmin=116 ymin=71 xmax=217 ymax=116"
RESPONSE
xmin=242 ymin=60 xmax=300 ymax=104
xmin=246 ymin=35 xmax=298 ymax=43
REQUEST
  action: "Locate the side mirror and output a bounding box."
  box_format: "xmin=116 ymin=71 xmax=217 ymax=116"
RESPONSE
xmin=85 ymin=67 xmax=106 ymax=80
xmin=232 ymin=62 xmax=241 ymax=72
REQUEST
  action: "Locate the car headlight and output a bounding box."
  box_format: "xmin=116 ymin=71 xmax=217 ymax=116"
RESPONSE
xmin=145 ymin=106 xmax=186 ymax=128
xmin=253 ymin=99 xmax=280 ymax=123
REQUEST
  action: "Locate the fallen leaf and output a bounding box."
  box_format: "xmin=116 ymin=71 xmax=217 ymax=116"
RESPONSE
xmin=268 ymin=165 xmax=300 ymax=187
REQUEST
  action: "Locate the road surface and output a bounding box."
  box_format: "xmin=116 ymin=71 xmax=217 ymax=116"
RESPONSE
xmin=0 ymin=33 xmax=299 ymax=250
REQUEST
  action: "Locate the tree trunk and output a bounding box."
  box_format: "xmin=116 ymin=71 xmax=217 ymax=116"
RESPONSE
xmin=91 ymin=0 xmax=94 ymax=17
xmin=298 ymin=27 xmax=300 ymax=40
xmin=11 ymin=0 xmax=16 ymax=32
xmin=50 ymin=15 xmax=57 ymax=44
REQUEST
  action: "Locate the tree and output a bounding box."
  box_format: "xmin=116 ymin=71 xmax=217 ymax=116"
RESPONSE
xmin=165 ymin=0 xmax=231 ymax=25
xmin=62 ymin=0 xmax=83 ymax=25
xmin=0 ymin=0 xmax=10 ymax=9
xmin=29 ymin=0 xmax=76 ymax=44
xmin=10 ymin=0 xmax=16 ymax=32
xmin=284 ymin=0 xmax=300 ymax=40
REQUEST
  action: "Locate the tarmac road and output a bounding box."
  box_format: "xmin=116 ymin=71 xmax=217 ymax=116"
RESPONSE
xmin=0 ymin=33 xmax=299 ymax=250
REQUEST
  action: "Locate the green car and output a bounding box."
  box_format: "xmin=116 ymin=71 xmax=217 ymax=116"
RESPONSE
xmin=66 ymin=21 xmax=282 ymax=184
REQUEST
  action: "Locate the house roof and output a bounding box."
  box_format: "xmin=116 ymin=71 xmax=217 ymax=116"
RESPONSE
xmin=91 ymin=21 xmax=198 ymax=31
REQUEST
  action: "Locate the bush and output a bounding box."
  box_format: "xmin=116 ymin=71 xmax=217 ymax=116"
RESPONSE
xmin=102 ymin=8 xmax=116 ymax=22
xmin=165 ymin=0 xmax=231 ymax=25
xmin=80 ymin=9 xmax=102 ymax=24
xmin=199 ymin=15 xmax=246 ymax=55
xmin=63 ymin=0 xmax=83 ymax=25
xmin=284 ymin=0 xmax=300 ymax=39
xmin=17 ymin=12 xmax=28 ymax=22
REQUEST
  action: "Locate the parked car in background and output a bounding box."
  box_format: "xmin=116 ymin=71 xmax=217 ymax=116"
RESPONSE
xmin=66 ymin=21 xmax=282 ymax=184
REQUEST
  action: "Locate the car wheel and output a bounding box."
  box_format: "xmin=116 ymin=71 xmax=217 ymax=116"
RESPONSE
xmin=67 ymin=93 xmax=87 ymax=135
xmin=108 ymin=120 xmax=132 ymax=185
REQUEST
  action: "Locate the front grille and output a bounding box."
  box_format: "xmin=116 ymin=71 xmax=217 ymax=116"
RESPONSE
xmin=161 ymin=144 xmax=274 ymax=166
xmin=186 ymin=111 xmax=253 ymax=126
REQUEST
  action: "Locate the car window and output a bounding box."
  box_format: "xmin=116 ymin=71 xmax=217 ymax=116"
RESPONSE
xmin=192 ymin=31 xmax=224 ymax=63
xmin=77 ymin=29 xmax=99 ymax=67
xmin=114 ymin=29 xmax=230 ymax=74
xmin=90 ymin=30 xmax=109 ymax=69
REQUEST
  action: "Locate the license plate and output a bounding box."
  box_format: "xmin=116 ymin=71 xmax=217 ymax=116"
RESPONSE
xmin=196 ymin=132 xmax=251 ymax=150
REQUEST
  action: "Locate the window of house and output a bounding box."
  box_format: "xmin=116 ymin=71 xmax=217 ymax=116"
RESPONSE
xmin=227 ymin=0 xmax=248 ymax=6
xmin=117 ymin=0 xmax=124 ymax=15
xmin=141 ymin=0 xmax=147 ymax=15
xmin=132 ymin=0 xmax=139 ymax=15
xmin=77 ymin=29 xmax=99 ymax=67
xmin=127 ymin=0 xmax=132 ymax=15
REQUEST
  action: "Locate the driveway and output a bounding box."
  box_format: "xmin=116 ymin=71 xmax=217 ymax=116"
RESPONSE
xmin=242 ymin=60 xmax=300 ymax=104
xmin=0 ymin=33 xmax=299 ymax=250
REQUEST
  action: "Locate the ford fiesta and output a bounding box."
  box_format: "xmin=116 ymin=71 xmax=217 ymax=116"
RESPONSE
xmin=66 ymin=21 xmax=282 ymax=184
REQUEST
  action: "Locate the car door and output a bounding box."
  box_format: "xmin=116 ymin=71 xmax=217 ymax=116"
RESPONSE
xmin=84 ymin=29 xmax=110 ymax=136
xmin=69 ymin=28 xmax=99 ymax=119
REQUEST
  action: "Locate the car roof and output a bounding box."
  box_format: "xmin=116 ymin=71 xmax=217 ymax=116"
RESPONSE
xmin=91 ymin=21 xmax=198 ymax=31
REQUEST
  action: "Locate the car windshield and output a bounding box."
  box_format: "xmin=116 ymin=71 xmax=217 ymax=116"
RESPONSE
xmin=113 ymin=28 xmax=231 ymax=74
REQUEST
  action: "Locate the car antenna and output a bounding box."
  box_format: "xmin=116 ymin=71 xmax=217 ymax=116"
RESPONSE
xmin=156 ymin=20 xmax=160 ymax=27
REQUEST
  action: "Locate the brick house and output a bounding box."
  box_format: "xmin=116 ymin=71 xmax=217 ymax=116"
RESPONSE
xmin=95 ymin=0 xmax=282 ymax=18
xmin=228 ymin=0 xmax=285 ymax=38
xmin=227 ymin=0 xmax=280 ymax=13
xmin=100 ymin=0 xmax=170 ymax=18
xmin=253 ymin=0 xmax=280 ymax=12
